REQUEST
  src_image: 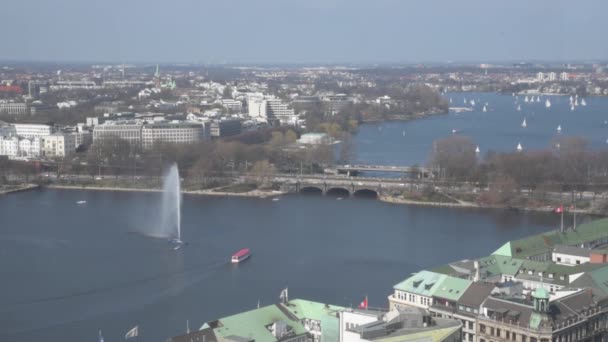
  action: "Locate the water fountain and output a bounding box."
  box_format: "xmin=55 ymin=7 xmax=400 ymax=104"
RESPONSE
xmin=158 ymin=163 xmax=184 ymax=248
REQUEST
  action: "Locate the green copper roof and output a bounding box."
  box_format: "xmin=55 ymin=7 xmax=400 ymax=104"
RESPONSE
xmin=529 ymin=312 xmax=543 ymax=330
xmin=506 ymin=218 xmax=608 ymax=258
xmin=280 ymin=299 xmax=344 ymax=342
xmin=434 ymin=277 xmax=472 ymax=301
xmin=394 ymin=271 xmax=447 ymax=297
xmin=533 ymin=287 xmax=549 ymax=299
xmin=478 ymin=254 xmax=524 ymax=277
xmin=493 ymin=242 xmax=512 ymax=257
xmin=212 ymin=304 xmax=307 ymax=342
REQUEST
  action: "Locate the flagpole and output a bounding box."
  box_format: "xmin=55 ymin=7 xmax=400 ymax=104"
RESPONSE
xmin=561 ymin=210 xmax=564 ymax=232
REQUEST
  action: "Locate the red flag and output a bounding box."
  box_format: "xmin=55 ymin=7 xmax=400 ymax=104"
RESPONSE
xmin=358 ymin=296 xmax=368 ymax=309
xmin=555 ymin=205 xmax=564 ymax=214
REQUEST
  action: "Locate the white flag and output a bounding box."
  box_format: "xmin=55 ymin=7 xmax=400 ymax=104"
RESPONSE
xmin=125 ymin=325 xmax=139 ymax=339
xmin=279 ymin=287 xmax=288 ymax=302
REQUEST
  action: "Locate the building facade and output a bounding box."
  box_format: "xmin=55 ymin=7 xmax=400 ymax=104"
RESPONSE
xmin=13 ymin=123 xmax=54 ymax=139
xmin=42 ymin=133 xmax=76 ymax=158
xmin=141 ymin=123 xmax=204 ymax=148
xmin=93 ymin=123 xmax=143 ymax=145
xmin=0 ymin=102 xmax=28 ymax=115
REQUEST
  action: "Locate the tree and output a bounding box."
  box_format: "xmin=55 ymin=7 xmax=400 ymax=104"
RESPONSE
xmin=338 ymin=132 xmax=356 ymax=164
xmin=223 ymin=86 xmax=233 ymax=99
xmin=430 ymin=136 xmax=477 ymax=181
xmin=249 ymin=160 xmax=276 ymax=185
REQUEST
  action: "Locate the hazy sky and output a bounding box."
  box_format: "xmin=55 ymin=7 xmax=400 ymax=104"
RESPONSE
xmin=2 ymin=0 xmax=607 ymax=64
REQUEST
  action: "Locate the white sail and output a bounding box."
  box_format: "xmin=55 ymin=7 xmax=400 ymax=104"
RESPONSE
xmin=522 ymin=118 xmax=527 ymax=128
xmin=557 ymin=125 xmax=562 ymax=133
xmin=581 ymin=98 xmax=587 ymax=106
xmin=571 ymin=104 xmax=575 ymax=111
xmin=516 ymin=143 xmax=523 ymax=151
xmin=536 ymin=96 xmax=540 ymax=102
xmin=574 ymin=98 xmax=579 ymax=106
xmin=475 ymin=146 xmax=480 ymax=153
xmin=449 ymin=97 xmax=452 ymax=104
xmin=545 ymin=99 xmax=551 ymax=108
xmin=569 ymin=95 xmax=574 ymax=103
xmin=470 ymin=99 xmax=476 ymax=106
xmin=517 ymin=104 xmax=521 ymax=111
xmin=482 ymin=105 xmax=487 ymax=112
xmin=524 ymin=96 xmax=529 ymax=102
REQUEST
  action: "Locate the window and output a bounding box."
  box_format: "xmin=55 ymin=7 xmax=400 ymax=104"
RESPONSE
xmin=576 ymin=260 xmax=581 ymax=265
xmin=490 ymin=328 xmax=494 ymax=336
xmin=530 ymin=338 xmax=537 ymax=342
xmin=480 ymin=324 xmax=486 ymax=333
xmin=521 ymin=336 xmax=527 ymax=342
xmin=506 ymin=331 xmax=510 ymax=339
xmin=512 ymin=333 xmax=516 ymax=341
xmin=468 ymin=321 xmax=474 ymax=330
xmin=459 ymin=305 xmax=464 ymax=311
xmin=496 ymin=328 xmax=501 ymax=338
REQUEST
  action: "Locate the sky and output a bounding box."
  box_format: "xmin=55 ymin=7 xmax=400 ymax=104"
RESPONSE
xmin=2 ymin=0 xmax=608 ymax=64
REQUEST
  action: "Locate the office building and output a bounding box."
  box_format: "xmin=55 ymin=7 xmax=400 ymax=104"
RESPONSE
xmin=42 ymin=133 xmax=76 ymax=158
xmin=141 ymin=123 xmax=205 ymax=148
xmin=220 ymin=99 xmax=243 ymax=113
xmin=210 ymin=119 xmax=242 ymax=138
xmin=93 ymin=122 xmax=143 ymax=145
xmin=13 ymin=123 xmax=54 ymax=139
xmin=0 ymin=102 xmax=28 ymax=115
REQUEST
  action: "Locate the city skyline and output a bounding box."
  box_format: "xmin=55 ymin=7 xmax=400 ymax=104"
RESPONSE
xmin=3 ymin=0 xmax=608 ymax=64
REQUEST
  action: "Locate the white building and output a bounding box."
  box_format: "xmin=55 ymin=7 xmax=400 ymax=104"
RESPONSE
xmin=42 ymin=133 xmax=76 ymax=158
xmin=141 ymin=123 xmax=205 ymax=148
xmin=552 ymin=246 xmax=590 ymax=266
xmin=13 ymin=123 xmax=54 ymax=139
xmin=220 ymin=99 xmax=243 ymax=113
xmin=548 ymin=72 xmax=557 ymax=81
xmin=247 ymin=93 xmax=267 ymax=119
xmin=339 ymin=309 xmax=382 ymax=342
xmin=266 ymin=97 xmax=297 ymax=125
xmin=0 ymin=136 xmax=41 ymax=158
xmin=560 ymin=72 xmax=569 ymax=81
xmin=537 ymin=72 xmax=545 ymax=82
xmin=298 ymin=133 xmax=330 ymax=145
xmin=0 ymin=102 xmax=28 ymax=115
xmin=93 ymin=122 xmax=143 ymax=145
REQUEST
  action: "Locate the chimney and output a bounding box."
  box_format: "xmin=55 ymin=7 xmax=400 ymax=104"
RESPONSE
xmin=473 ymin=260 xmax=480 ymax=282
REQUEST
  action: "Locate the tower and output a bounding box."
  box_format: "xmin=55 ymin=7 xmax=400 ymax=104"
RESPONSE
xmin=532 ymin=286 xmax=549 ymax=313
xmin=154 ymin=64 xmax=161 ymax=89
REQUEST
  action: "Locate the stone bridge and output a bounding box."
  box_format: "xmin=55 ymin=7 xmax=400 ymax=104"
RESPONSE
xmin=277 ymin=176 xmax=419 ymax=198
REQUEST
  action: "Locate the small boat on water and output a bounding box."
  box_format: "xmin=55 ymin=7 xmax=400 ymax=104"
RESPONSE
xmin=516 ymin=143 xmax=523 ymax=152
xmin=470 ymin=99 xmax=476 ymax=107
xmin=557 ymin=125 xmax=562 ymax=133
xmin=482 ymin=105 xmax=487 ymax=112
xmin=475 ymin=146 xmax=480 ymax=154
xmin=451 ymin=129 xmax=458 ymax=134
xmin=536 ymin=96 xmax=540 ymax=102
xmin=521 ymin=118 xmax=527 ymax=128
xmin=524 ymin=96 xmax=529 ymax=103
xmin=581 ymin=98 xmax=587 ymax=106
xmin=272 ymin=197 xmax=280 ymax=202
xmin=545 ymin=99 xmax=551 ymax=108
xmin=574 ymin=98 xmax=579 ymax=106
xmin=569 ymin=96 xmax=574 ymax=103
xmin=516 ymin=104 xmax=521 ymax=111
xmin=231 ymin=248 xmax=251 ymax=263
xmin=337 ymin=197 xmax=343 ymax=201
xmin=76 ymin=200 xmax=87 ymax=204
xmin=571 ymin=104 xmax=575 ymax=111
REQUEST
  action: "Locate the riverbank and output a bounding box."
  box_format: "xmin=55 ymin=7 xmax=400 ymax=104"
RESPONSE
xmin=361 ymin=108 xmax=448 ymax=123
xmin=45 ymin=184 xmax=286 ymax=198
xmin=0 ymin=184 xmax=39 ymax=195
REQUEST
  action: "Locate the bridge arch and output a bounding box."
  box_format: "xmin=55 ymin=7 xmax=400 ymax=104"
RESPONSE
xmin=353 ymin=188 xmax=378 ymax=199
xmin=300 ymin=186 xmax=323 ymax=195
xmin=326 ymin=187 xmax=350 ymax=197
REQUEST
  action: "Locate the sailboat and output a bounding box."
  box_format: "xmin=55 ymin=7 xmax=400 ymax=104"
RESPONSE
xmin=571 ymin=104 xmax=575 ymax=111
xmin=581 ymin=98 xmax=587 ymax=106
xmin=557 ymin=125 xmax=562 ymax=133
xmin=536 ymin=96 xmax=540 ymax=102
xmin=521 ymin=118 xmax=527 ymax=128
xmin=516 ymin=143 xmax=523 ymax=152
xmin=569 ymin=95 xmax=574 ymax=103
xmin=482 ymin=105 xmax=487 ymax=112
xmin=470 ymin=99 xmax=476 ymax=106
xmin=449 ymin=98 xmax=453 ymax=104
xmin=516 ymin=104 xmax=521 ymax=111
xmin=475 ymin=146 xmax=480 ymax=154
xmin=574 ymin=98 xmax=579 ymax=106
xmin=402 ymin=131 xmax=406 ymax=137
xmin=464 ymin=98 xmax=467 ymax=104
xmin=524 ymin=96 xmax=529 ymax=103
xmin=545 ymin=99 xmax=551 ymax=108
